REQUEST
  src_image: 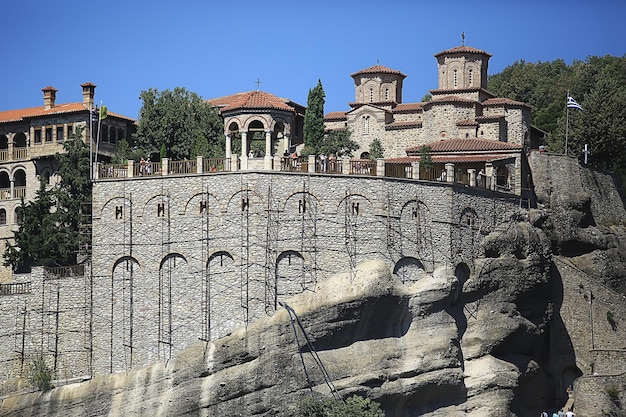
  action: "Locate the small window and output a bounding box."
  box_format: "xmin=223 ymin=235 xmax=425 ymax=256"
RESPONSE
xmin=14 ymin=208 xmax=22 ymax=224
xmin=0 ymin=209 xmax=6 ymax=225
xmin=362 ymin=115 xmax=370 ymax=134
xmin=57 ymin=126 xmax=64 ymax=142
xmin=157 ymin=202 xmax=165 ymax=217
xmin=45 ymin=127 xmax=53 ymax=142
xmin=385 ymin=88 xmax=389 ymax=101
xmin=468 ymin=69 xmax=474 ymax=86
xmin=453 ymin=69 xmax=458 ymax=88
xmin=369 ymin=87 xmax=374 ymax=103
xmin=67 ymin=124 xmax=73 ymax=137
xmin=34 ymin=128 xmax=42 ymax=143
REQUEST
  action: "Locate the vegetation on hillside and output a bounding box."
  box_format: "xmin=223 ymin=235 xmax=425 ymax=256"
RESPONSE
xmin=488 ymin=55 xmax=626 ymax=182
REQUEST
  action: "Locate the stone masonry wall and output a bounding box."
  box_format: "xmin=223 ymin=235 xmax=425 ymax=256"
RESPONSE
xmin=0 ymin=171 xmax=522 ymax=381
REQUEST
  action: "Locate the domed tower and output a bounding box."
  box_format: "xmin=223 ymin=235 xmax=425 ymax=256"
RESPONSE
xmin=350 ymin=64 xmax=406 ymax=107
xmin=434 ymin=45 xmax=492 ymax=91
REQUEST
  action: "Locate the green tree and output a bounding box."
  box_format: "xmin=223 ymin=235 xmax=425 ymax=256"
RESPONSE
xmin=321 ymin=128 xmax=359 ymax=157
xmin=368 ymin=138 xmax=385 ymax=159
xmin=418 ymin=145 xmax=434 ymax=169
xmin=134 ymin=87 xmax=224 ymax=160
xmin=298 ymin=395 xmax=385 ymax=417
xmin=3 ymin=183 xmax=56 ymax=271
xmin=303 ymin=80 xmax=326 ymax=153
xmin=4 ymin=128 xmax=91 ymax=271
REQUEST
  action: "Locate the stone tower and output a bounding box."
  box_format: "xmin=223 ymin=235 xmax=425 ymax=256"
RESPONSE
xmin=350 ymin=64 xmax=407 ymax=106
xmin=434 ymin=45 xmax=492 ymax=92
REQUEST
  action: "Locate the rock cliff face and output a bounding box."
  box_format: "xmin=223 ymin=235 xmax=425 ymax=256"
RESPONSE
xmin=1 ymin=152 xmax=625 ymax=416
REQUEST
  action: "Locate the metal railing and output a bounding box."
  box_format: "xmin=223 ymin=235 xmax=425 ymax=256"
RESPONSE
xmin=169 ymin=160 xmax=197 ymax=175
xmin=100 ymin=164 xmax=128 ymax=178
xmin=385 ymin=162 xmax=412 ymax=179
xmin=349 ymin=159 xmax=376 ymax=176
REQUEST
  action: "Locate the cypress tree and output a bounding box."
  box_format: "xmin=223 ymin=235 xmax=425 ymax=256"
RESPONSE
xmin=303 ymin=80 xmax=326 ymax=153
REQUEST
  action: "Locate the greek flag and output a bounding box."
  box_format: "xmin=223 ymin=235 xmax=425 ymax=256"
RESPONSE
xmin=567 ymin=96 xmax=583 ymax=111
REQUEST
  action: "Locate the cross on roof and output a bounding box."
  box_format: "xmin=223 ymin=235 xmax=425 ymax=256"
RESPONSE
xmin=256 ymin=78 xmax=262 ymax=91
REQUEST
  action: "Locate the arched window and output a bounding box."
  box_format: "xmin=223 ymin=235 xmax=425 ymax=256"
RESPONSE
xmin=362 ymin=115 xmax=370 ymax=134
xmin=468 ymin=68 xmax=474 ymax=86
xmin=385 ymin=88 xmax=389 ymax=101
xmin=0 ymin=208 xmax=6 ymax=225
xmin=369 ymin=87 xmax=374 ymax=102
xmin=453 ymin=69 xmax=458 ymax=88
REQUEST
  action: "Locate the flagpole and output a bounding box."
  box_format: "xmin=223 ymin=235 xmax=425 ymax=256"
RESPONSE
xmin=565 ymin=91 xmax=569 ymax=156
xmin=95 ymin=100 xmax=102 ymax=170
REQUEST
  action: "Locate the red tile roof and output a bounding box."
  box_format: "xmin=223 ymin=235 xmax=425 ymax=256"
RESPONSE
xmin=393 ymin=103 xmax=424 ymax=113
xmin=385 ymin=121 xmax=422 ymax=130
xmin=0 ymin=102 xmax=134 ymax=123
xmin=434 ymin=45 xmax=492 ymax=58
xmin=482 ymin=97 xmax=530 ymax=107
xmin=386 ymin=154 xmax=516 ymax=164
xmin=406 ymin=138 xmax=522 ymax=153
xmin=324 ymin=111 xmax=347 ymax=121
xmin=430 ymin=95 xmax=476 ymax=104
xmin=350 ymin=64 xmax=407 ymax=78
xmin=475 ymin=114 xmax=505 ymax=122
xmin=207 ymin=91 xmax=295 ymax=112
xmin=0 ymin=103 xmax=88 ymax=123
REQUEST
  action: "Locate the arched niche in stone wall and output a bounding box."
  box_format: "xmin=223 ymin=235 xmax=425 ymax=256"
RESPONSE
xmin=206 ymin=250 xmax=244 ymax=340
xmin=399 ymin=199 xmax=434 ymax=269
xmin=158 ymin=252 xmax=189 ymax=362
xmin=184 ymin=191 xmax=221 ymax=216
xmin=454 ymin=207 xmax=481 ymax=264
xmin=393 ymin=256 xmax=426 ymax=284
xmin=275 ymin=250 xmax=310 ymax=302
xmin=141 ymin=194 xmax=178 ymax=218
xmin=225 ymin=188 xmax=263 ymax=215
xmin=283 ymin=190 xmax=322 ymax=216
xmin=110 ymin=255 xmax=140 ymax=373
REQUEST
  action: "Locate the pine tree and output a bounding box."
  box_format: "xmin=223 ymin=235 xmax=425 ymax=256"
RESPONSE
xmin=3 ymin=128 xmax=92 ymax=271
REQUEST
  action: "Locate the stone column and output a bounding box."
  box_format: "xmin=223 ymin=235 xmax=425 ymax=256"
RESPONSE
xmin=411 ymin=161 xmax=420 ymax=179
xmin=197 ymin=156 xmax=203 ymax=173
xmin=231 ymin=155 xmax=239 ymax=172
xmin=273 ymin=154 xmax=282 ymax=171
xmin=445 ymin=163 xmax=454 ymax=183
xmin=342 ymin=157 xmax=351 ymax=175
xmin=376 ymin=158 xmax=385 ymax=176
xmin=10 ymin=178 xmax=14 ymax=199
xmin=308 ymin=155 xmax=316 ymax=173
xmin=225 ymin=134 xmax=232 ymax=158
xmin=7 ymin=133 xmax=14 ymax=160
xmin=264 ymin=131 xmax=273 ymax=170
xmin=485 ymin=163 xmax=494 ymax=190
xmin=283 ymin=133 xmax=290 ymax=154
xmin=161 ymin=158 xmax=169 ymax=176
xmin=127 ymin=160 xmax=134 ymax=178
xmin=468 ymin=168 xmax=476 ymax=187
xmin=241 ymin=131 xmax=248 ymax=158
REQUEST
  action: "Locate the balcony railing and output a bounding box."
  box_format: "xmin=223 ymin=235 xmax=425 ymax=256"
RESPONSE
xmin=94 ymin=156 xmax=516 ymax=195
xmin=13 ymin=187 xmax=26 ymax=199
xmin=12 ymin=147 xmax=27 ymax=160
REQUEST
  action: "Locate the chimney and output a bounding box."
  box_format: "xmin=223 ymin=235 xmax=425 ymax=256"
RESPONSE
xmin=42 ymin=86 xmax=57 ymax=110
xmin=81 ymin=82 xmax=96 ymax=109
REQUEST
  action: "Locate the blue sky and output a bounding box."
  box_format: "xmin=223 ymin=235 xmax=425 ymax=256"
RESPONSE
xmin=2 ymin=0 xmax=624 ymax=119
